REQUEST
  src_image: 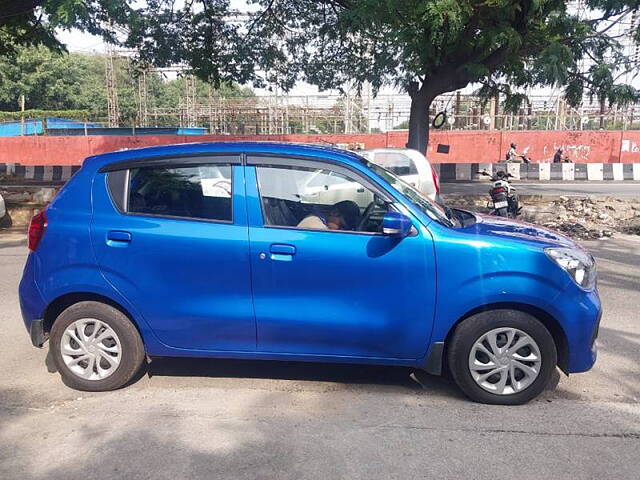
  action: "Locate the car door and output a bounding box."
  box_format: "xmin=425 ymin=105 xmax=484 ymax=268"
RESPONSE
xmin=245 ymin=155 xmax=436 ymax=360
xmin=90 ymin=155 xmax=256 ymax=352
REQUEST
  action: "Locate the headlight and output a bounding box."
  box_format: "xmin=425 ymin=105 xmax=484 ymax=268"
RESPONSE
xmin=545 ymin=247 xmax=596 ymax=290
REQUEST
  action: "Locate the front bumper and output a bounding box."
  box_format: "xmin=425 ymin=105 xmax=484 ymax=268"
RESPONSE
xmin=560 ymin=286 xmax=601 ymax=374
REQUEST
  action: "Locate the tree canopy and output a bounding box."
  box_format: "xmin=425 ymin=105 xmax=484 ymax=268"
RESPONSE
xmin=240 ymin=0 xmax=640 ymax=151
xmin=0 ymin=1 xmax=132 ymax=56
xmin=2 ymin=1 xmax=640 ymax=152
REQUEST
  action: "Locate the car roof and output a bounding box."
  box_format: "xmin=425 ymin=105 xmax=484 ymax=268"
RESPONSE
xmin=84 ymin=141 xmax=367 ymax=170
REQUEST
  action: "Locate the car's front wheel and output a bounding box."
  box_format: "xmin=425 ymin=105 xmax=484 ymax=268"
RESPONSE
xmin=447 ymin=310 xmax=557 ymax=405
xmin=50 ymin=301 xmax=145 ymax=391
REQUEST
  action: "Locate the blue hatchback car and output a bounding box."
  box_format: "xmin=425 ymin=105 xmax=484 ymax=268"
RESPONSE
xmin=19 ymin=142 xmax=600 ymax=404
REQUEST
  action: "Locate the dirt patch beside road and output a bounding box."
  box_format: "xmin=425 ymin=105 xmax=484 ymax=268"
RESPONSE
xmin=446 ymin=194 xmax=640 ymax=240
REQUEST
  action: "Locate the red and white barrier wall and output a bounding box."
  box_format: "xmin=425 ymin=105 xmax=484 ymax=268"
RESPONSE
xmin=3 ymin=130 xmax=640 ymax=166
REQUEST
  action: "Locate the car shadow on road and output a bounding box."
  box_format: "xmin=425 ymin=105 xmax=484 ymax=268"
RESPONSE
xmin=586 ymin=237 xmax=640 ymax=263
xmin=146 ymin=356 xmax=465 ymax=398
xmin=0 ymin=237 xmax=27 ymax=249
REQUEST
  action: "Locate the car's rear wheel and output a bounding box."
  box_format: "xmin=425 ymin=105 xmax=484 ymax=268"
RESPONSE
xmin=447 ymin=310 xmax=557 ymax=405
xmin=50 ymin=301 xmax=145 ymax=391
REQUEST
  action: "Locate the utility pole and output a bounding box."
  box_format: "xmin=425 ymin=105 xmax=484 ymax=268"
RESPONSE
xmin=489 ymin=95 xmax=497 ymax=130
xmin=105 ymin=45 xmax=120 ymax=128
xmin=208 ymin=84 xmax=215 ymax=134
xmin=137 ymin=69 xmax=148 ymax=128
xmin=184 ymin=75 xmax=197 ymax=128
xmin=19 ymin=94 xmax=25 ymax=136
xmin=599 ymin=97 xmax=606 ymax=129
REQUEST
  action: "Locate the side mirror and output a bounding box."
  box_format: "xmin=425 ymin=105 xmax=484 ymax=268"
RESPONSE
xmin=382 ymin=211 xmax=413 ymax=237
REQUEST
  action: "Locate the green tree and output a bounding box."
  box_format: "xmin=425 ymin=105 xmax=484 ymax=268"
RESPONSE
xmin=234 ymin=0 xmax=639 ymax=153
xmin=6 ymin=1 xmax=639 ymax=152
xmin=0 ymin=1 xmax=133 ymax=56
xmin=1 ymin=1 xmax=260 ymax=99
xmin=0 ymin=46 xmax=254 ymax=124
xmin=0 ymin=47 xmax=137 ymax=119
xmin=0 ymin=47 xmax=104 ymax=112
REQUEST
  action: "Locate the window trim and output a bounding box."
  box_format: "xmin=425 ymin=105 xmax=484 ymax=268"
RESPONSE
xmin=106 ymin=169 xmax=128 ymax=213
xmin=252 ymin=158 xmax=397 ymax=236
xmin=98 ymin=153 xmax=241 ymax=173
xmin=119 ymin=162 xmax=235 ymax=224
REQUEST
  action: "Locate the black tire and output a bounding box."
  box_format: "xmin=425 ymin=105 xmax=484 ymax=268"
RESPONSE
xmin=50 ymin=301 xmax=145 ymax=391
xmin=447 ymin=310 xmax=557 ymax=405
xmin=0 ymin=213 xmax=12 ymax=229
xmin=495 ymin=207 xmax=508 ymax=217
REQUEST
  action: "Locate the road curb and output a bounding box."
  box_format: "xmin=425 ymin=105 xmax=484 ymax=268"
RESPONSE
xmin=2 ymin=162 xmax=640 ymax=184
xmin=433 ymin=163 xmax=640 ymax=182
xmin=0 ymin=163 xmax=80 ymax=182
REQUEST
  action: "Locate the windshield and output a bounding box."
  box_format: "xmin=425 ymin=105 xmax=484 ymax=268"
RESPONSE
xmin=362 ymin=159 xmax=454 ymax=227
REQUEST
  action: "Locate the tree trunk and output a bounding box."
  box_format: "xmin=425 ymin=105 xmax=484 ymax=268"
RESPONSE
xmin=406 ymin=87 xmax=434 ymax=155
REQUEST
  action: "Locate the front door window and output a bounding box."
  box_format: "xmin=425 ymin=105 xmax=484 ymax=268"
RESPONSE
xmin=255 ymin=165 xmax=389 ymax=233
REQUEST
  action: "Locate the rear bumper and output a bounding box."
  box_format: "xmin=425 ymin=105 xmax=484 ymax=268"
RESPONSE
xmin=19 ymin=253 xmax=47 ymax=346
xmin=30 ymin=319 xmax=47 ymax=347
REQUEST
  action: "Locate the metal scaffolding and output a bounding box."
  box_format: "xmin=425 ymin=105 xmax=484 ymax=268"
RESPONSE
xmin=101 ymin=46 xmax=640 ymax=134
xmin=104 ymin=44 xmax=120 ymax=128
xmin=137 ymin=69 xmax=148 ymax=127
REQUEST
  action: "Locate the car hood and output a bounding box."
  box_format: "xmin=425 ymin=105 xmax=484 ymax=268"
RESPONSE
xmin=464 ymin=213 xmax=580 ymax=249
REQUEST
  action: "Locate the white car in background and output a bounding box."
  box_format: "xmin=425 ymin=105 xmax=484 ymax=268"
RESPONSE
xmin=359 ymin=148 xmax=441 ymax=202
xmin=258 ymin=148 xmax=442 ymax=215
xmin=0 ymin=193 xmax=5 ymax=221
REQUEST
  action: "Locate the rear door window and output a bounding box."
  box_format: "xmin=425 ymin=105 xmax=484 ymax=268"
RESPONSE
xmin=128 ymin=164 xmax=232 ymax=222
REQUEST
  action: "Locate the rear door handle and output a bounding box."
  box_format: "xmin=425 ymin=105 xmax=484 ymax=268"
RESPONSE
xmin=107 ymin=230 xmax=132 ymax=243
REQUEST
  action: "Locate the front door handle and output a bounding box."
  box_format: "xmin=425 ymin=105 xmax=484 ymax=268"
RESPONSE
xmin=107 ymin=230 xmax=132 ymax=245
xmin=268 ymin=244 xmax=296 ymax=261
xmin=270 ymin=244 xmax=296 ymax=255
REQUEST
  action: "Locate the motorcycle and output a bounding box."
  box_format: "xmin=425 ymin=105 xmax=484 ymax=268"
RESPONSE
xmin=499 ymin=146 xmax=532 ymax=164
xmin=498 ymin=154 xmax=532 ymax=164
xmin=481 ymin=170 xmax=521 ymax=218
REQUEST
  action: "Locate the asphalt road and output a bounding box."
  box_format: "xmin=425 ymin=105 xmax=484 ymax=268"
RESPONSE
xmin=1 ymin=232 xmax=639 ymax=479
xmin=442 ymin=181 xmax=640 ymax=196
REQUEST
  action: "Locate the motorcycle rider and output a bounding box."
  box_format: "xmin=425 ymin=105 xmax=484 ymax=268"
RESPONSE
xmin=506 ymin=143 xmax=530 ymax=163
xmin=553 ymin=148 xmax=572 ymax=163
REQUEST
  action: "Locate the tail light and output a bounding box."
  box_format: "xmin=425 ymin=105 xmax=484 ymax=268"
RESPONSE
xmin=430 ymin=165 xmax=440 ymax=195
xmin=28 ymin=210 xmax=47 ymax=251
xmin=491 ymin=187 xmax=506 ymax=194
